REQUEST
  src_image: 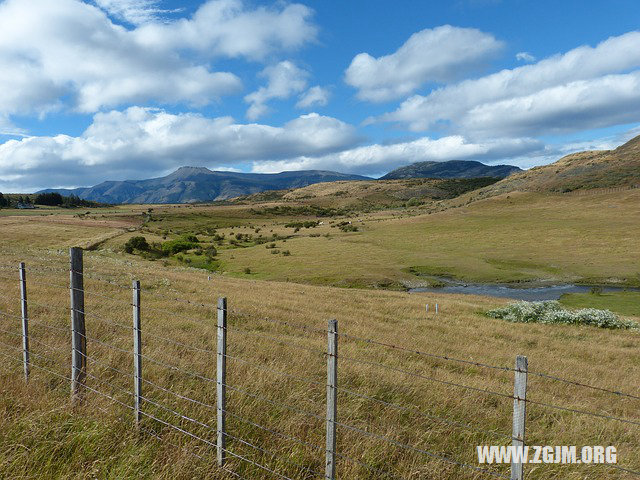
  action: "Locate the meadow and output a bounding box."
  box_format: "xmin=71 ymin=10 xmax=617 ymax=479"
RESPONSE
xmin=0 ymin=191 xmax=639 ymax=479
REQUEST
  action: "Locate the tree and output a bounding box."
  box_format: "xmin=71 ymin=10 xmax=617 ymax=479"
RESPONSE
xmin=0 ymin=193 xmax=7 ymax=208
xmin=124 ymin=236 xmax=150 ymax=253
xmin=35 ymin=192 xmax=64 ymax=206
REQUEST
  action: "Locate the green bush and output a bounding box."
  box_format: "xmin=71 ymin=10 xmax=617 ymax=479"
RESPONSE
xmin=181 ymin=234 xmax=199 ymax=243
xmin=161 ymin=239 xmax=197 ymax=255
xmin=124 ymin=236 xmax=149 ymax=253
xmin=487 ymin=301 xmax=638 ymax=330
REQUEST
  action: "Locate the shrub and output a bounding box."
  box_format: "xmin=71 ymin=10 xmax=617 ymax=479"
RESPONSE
xmin=124 ymin=236 xmax=149 ymax=253
xmin=282 ymin=250 xmax=291 ymax=256
xmin=181 ymin=234 xmax=199 ymax=243
xmin=244 ymin=267 xmax=251 ymax=274
xmin=487 ymin=301 xmax=638 ymax=330
xmin=161 ymin=239 xmax=197 ymax=255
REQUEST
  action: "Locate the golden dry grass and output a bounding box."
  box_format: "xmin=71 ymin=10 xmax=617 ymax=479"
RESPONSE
xmin=0 ymin=213 xmax=639 ymax=479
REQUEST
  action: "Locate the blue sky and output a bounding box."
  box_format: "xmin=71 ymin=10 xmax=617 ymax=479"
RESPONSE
xmin=1 ymin=0 xmax=639 ymax=192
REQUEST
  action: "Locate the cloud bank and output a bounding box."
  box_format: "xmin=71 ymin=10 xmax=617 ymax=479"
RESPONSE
xmin=0 ymin=108 xmax=360 ymax=191
xmin=0 ymin=0 xmax=316 ymax=116
xmin=379 ymin=31 xmax=640 ymax=136
xmin=345 ymin=25 xmax=503 ymax=102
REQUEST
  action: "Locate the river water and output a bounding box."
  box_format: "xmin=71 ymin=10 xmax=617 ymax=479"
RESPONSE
xmin=409 ymin=283 xmax=639 ymax=301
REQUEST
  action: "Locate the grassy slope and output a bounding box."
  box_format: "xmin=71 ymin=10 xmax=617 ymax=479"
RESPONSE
xmin=474 ymin=134 xmax=640 ymax=198
xmin=215 ymin=189 xmax=640 ymax=287
xmin=560 ymin=291 xmax=640 ymax=317
xmin=0 ymin=214 xmax=639 ymax=479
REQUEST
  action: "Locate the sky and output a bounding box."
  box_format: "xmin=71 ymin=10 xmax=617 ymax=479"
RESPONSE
xmin=1 ymin=0 xmax=640 ymax=192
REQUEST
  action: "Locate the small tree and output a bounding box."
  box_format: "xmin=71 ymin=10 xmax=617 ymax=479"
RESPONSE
xmin=124 ymin=236 xmax=149 ymax=253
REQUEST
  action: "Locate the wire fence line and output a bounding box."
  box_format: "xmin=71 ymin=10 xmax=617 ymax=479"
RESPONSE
xmin=0 ymin=252 xmax=639 ymax=479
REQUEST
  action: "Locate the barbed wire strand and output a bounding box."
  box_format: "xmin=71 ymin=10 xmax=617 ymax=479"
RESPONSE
xmin=138 ymin=410 xmax=294 ymax=480
xmin=335 ymin=385 xmax=513 ymax=441
xmin=337 ymin=353 xmax=513 ymax=401
xmin=527 ymin=370 xmax=640 ymax=401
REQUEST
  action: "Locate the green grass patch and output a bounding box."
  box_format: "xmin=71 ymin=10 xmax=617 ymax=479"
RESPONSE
xmin=559 ymin=291 xmax=640 ymax=317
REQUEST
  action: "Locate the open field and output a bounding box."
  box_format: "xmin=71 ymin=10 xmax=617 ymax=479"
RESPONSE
xmin=0 ymin=205 xmax=639 ymax=479
xmin=107 ymin=189 xmax=640 ymax=290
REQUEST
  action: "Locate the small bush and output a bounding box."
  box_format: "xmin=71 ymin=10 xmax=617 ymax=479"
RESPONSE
xmin=161 ymin=239 xmax=197 ymax=255
xmin=124 ymin=236 xmax=149 ymax=253
xmin=487 ymin=301 xmax=638 ymax=330
xmin=244 ymin=267 xmax=251 ymax=274
xmin=282 ymin=250 xmax=291 ymax=256
xmin=181 ymin=234 xmax=199 ymax=243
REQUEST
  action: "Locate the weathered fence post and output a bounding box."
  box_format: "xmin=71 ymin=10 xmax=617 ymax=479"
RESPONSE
xmin=70 ymin=247 xmax=86 ymax=400
xmin=217 ymin=297 xmax=227 ymax=467
xmin=133 ymin=280 xmax=142 ymax=426
xmin=19 ymin=262 xmax=29 ymax=381
xmin=511 ymin=355 xmax=528 ymax=480
xmin=326 ymin=319 xmax=338 ymax=480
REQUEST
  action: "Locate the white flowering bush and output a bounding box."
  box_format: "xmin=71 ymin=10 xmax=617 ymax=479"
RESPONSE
xmin=487 ymin=301 xmax=638 ymax=330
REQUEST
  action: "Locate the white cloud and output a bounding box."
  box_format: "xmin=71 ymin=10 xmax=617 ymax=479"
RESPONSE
xmin=95 ymin=0 xmax=176 ymax=25
xmin=245 ymin=61 xmax=309 ymax=120
xmin=296 ymin=86 xmax=330 ymax=109
xmin=381 ymin=31 xmax=640 ymax=136
xmin=252 ymin=136 xmax=543 ymax=176
xmin=0 ymin=108 xmax=360 ymax=191
xmin=134 ymin=0 xmax=317 ymax=61
xmin=0 ymin=0 xmax=317 ymax=117
xmin=515 ymin=51 xmax=535 ymax=62
xmin=461 ymin=71 xmax=640 ymax=136
xmin=344 ymin=25 xmax=503 ymax=102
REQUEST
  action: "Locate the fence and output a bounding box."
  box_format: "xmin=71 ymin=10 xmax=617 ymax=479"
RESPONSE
xmin=0 ymin=247 xmax=639 ymax=479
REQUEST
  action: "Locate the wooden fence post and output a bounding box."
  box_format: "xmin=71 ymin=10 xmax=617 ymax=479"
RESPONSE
xmin=217 ymin=297 xmax=227 ymax=467
xmin=19 ymin=262 xmax=29 ymax=381
xmin=511 ymin=355 xmax=528 ymax=480
xmin=70 ymin=247 xmax=86 ymax=400
xmin=326 ymin=319 xmax=338 ymax=480
xmin=133 ymin=280 xmax=142 ymax=426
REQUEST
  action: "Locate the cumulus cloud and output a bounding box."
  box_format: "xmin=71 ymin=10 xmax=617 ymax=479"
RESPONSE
xmin=244 ymin=61 xmax=309 ymax=119
xmin=380 ymin=31 xmax=640 ymax=136
xmin=0 ymin=108 xmax=360 ymax=191
xmin=134 ymin=0 xmax=317 ymax=60
xmin=461 ymin=72 xmax=640 ymax=136
xmin=516 ymin=51 xmax=535 ymax=62
xmin=344 ymin=25 xmax=503 ymax=102
xmin=95 ymin=0 xmax=177 ymax=25
xmin=251 ymin=136 xmax=543 ymax=176
xmin=0 ymin=0 xmax=316 ymax=117
xmin=296 ymin=86 xmax=330 ymax=109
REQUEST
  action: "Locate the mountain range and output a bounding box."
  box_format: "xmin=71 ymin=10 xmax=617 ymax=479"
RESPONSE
xmin=39 ymin=167 xmax=370 ymax=204
xmin=39 ymin=160 xmax=521 ymax=204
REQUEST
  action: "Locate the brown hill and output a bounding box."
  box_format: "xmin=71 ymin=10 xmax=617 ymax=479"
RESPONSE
xmin=479 ymin=134 xmax=640 ymax=196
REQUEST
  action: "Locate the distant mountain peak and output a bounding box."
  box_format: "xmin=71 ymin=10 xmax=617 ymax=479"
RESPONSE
xmin=381 ymin=160 xmax=522 ymax=180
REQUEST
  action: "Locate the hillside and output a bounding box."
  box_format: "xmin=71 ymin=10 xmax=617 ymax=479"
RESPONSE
xmin=39 ymin=167 xmax=370 ymax=204
xmin=476 ymin=134 xmax=640 ymax=196
xmin=234 ymin=176 xmax=502 ymax=209
xmin=381 ymin=159 xmax=521 ymax=180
